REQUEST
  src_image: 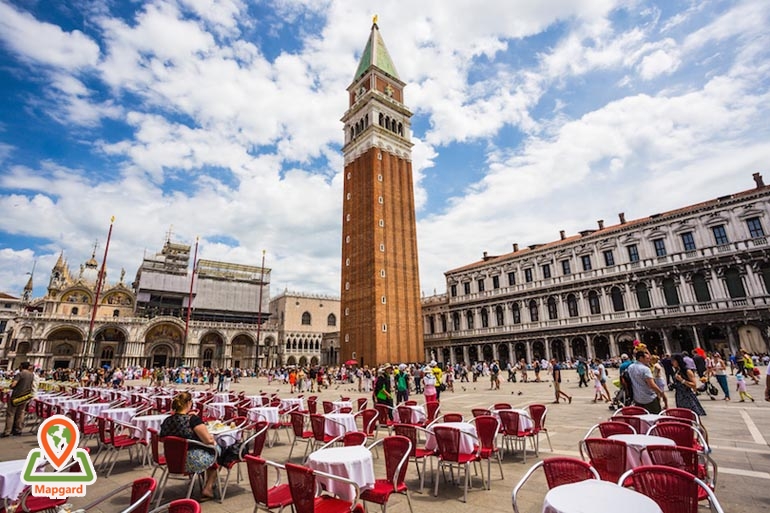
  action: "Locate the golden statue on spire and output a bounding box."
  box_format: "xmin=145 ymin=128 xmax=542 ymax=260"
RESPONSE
xmin=372 ymin=14 xmax=378 ymax=25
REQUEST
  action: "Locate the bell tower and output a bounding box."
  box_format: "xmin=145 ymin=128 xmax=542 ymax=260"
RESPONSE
xmin=339 ymin=19 xmax=424 ymax=366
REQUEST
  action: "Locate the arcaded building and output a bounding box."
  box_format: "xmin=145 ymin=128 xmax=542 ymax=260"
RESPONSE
xmin=270 ymin=291 xmax=340 ymax=367
xmin=339 ymin=21 xmax=424 ymax=367
xmin=422 ymin=173 xmax=770 ymax=366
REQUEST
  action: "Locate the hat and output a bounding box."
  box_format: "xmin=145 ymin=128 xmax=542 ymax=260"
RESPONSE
xmin=398 ymin=363 xmax=407 ymax=371
xmin=621 ymin=354 xmax=629 ymax=360
xmin=429 ymin=360 xmax=437 ymax=367
xmin=382 ymin=363 xmax=393 ymax=371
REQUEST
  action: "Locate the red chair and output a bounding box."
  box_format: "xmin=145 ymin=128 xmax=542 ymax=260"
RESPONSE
xmin=424 ymin=401 xmax=440 ymax=425
xmin=618 ymin=465 xmax=725 ymax=513
xmin=338 ymin=407 xmax=353 ymax=414
xmin=374 ymin=404 xmax=397 ymax=434
xmin=647 ymin=422 xmax=709 ymax=453
xmin=431 ymin=413 xmax=463 ymax=425
xmin=76 ymin=410 xmax=100 ymax=447
xmin=15 ymin=455 xmax=89 ymax=513
xmin=613 ymin=405 xmax=648 ymax=416
xmin=220 ymin=421 xmax=271 ymax=502
xmin=498 ymin=410 xmax=532 ymax=462
xmin=288 ymin=412 xmax=315 ymax=460
xmin=224 ymin=405 xmax=238 ymax=421
xmin=397 ymin=405 xmax=417 ymax=425
xmin=527 ymin=404 xmax=552 ymax=453
xmin=392 ymin=424 xmax=435 ymax=493
xmin=611 ymin=415 xmax=643 ymax=435
xmin=322 ymin=401 xmax=334 ymax=414
xmin=104 ymin=418 xmax=145 ymax=477
xmin=492 ymin=403 xmax=512 ymax=410
xmin=355 ymin=398 xmax=368 ymax=411
xmin=244 ymin=455 xmax=293 ymax=513
xmin=362 ymin=436 xmax=414 ymax=513
xmin=403 ymin=400 xmax=417 ymax=406
xmin=469 ymin=415 xmax=503 ymax=489
xmin=471 ymin=408 xmax=491 ymax=418
xmin=643 ymin=445 xmax=718 ymax=503
xmin=355 ymin=409 xmax=379 ymax=441
xmin=583 ymin=421 xmax=636 ymax=439
xmin=579 ymin=438 xmax=628 ymax=483
xmin=661 ymin=407 xmax=699 ymax=423
xmin=284 ymin=462 xmax=364 ymax=513
xmin=148 ymin=428 xmax=167 ymax=479
xmin=306 ymin=397 xmax=318 ymax=414
xmin=147 ymin=499 xmax=201 ymax=513
xmin=309 ymin=414 xmax=337 ymax=450
xmin=154 ymin=436 xmax=219 ymax=508
xmin=511 ymin=457 xmax=600 ymax=513
xmin=432 ymin=426 xmax=481 ymax=503
xmin=81 ymin=477 xmax=156 ymax=513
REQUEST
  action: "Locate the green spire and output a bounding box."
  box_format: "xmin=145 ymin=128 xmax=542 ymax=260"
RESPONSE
xmin=353 ymin=21 xmax=400 ymax=82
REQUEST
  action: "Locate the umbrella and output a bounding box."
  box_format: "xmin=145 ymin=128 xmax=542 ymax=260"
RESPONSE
xmin=344 ymin=359 xmax=358 ymax=366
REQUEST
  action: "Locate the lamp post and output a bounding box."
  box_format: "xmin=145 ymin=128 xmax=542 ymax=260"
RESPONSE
xmin=255 ymin=250 xmax=266 ymax=371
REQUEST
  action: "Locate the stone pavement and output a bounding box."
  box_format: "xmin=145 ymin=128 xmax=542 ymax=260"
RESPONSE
xmin=2 ymin=371 xmax=768 ymax=513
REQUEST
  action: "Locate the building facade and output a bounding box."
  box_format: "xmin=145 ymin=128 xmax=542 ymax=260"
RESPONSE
xmin=339 ymin=20 xmax=424 ymax=367
xmin=269 ymin=291 xmax=340 ymax=367
xmin=422 ymin=174 xmax=770 ymax=367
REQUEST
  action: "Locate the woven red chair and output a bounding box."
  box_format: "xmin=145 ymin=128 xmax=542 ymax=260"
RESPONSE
xmin=397 ymin=405 xmax=417 ymax=425
xmin=220 ymin=421 xmax=271 ymax=502
xmin=404 ymin=400 xmax=417 ymax=406
xmin=647 ymin=422 xmax=709 ymax=453
xmin=424 ymin=401 xmax=440 ymax=424
xmin=471 ymin=408 xmax=491 ymax=418
xmin=527 ymin=403 xmax=552 ymax=453
xmin=612 ymin=405 xmax=647 ymax=416
xmin=76 ymin=410 xmax=100 ymax=447
xmin=392 ymin=424 xmax=435 ymax=493
xmin=284 ymin=463 xmax=364 ymax=513
xmin=643 ymin=444 xmax=717 ymax=502
xmin=511 ymin=457 xmax=600 ymax=513
xmin=244 ymin=455 xmax=293 ymax=513
xmin=579 ymin=438 xmax=628 ymax=484
xmin=469 ymin=415 xmax=503 ymax=489
xmin=309 ymin=414 xmax=336 ymax=448
xmin=362 ymin=435 xmax=414 ymax=513
xmin=492 ymin=402 xmax=512 ymax=410
xmin=224 ymin=405 xmax=238 ymax=421
xmin=153 ymin=436 xmax=219 ymax=508
xmin=104 ymin=418 xmax=144 ymax=477
xmin=147 ymin=499 xmax=201 ymax=513
xmin=288 ymin=412 xmax=314 ymax=460
xmin=498 ymin=410 xmax=532 ymax=462
xmin=322 ymin=401 xmax=334 ymax=414
xmin=338 ymin=406 xmax=353 ymax=414
xmin=306 ymin=397 xmax=318 ymax=414
xmin=432 ymin=426 xmax=481 ymax=503
xmin=583 ymin=421 xmax=636 ymax=439
xmin=148 ymin=428 xmax=166 ymax=479
xmin=355 ymin=398 xmax=368 ymax=411
xmin=81 ymin=477 xmax=156 ymax=513
xmin=611 ymin=415 xmax=643 ymax=435
xmin=618 ymin=465 xmax=725 ymax=513
xmin=374 ymin=404 xmax=397 ymax=434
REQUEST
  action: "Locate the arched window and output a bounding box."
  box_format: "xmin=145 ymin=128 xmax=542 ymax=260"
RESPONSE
xmin=512 ymin=303 xmax=521 ymax=324
xmin=547 ymin=297 xmax=558 ymax=320
xmin=203 ymin=348 xmax=214 ymax=360
xmin=452 ymin=312 xmax=460 ymax=331
xmin=315 ymin=340 xmax=320 ymax=350
xmin=480 ymin=308 xmax=489 ymax=328
xmin=466 ymin=310 xmax=474 ymax=329
xmin=440 ymin=314 xmax=447 ymax=332
xmin=724 ymin=268 xmax=746 ymax=298
xmin=495 ymin=305 xmax=504 ymax=326
xmin=327 ymin=313 xmax=336 ymax=327
xmin=429 ymin=316 xmax=435 ymax=334
xmin=285 ymin=340 xmax=291 ymax=350
xmin=379 ymin=113 xmax=384 ymax=126
xmin=692 ymin=273 xmax=711 ymax=302
xmin=588 ymin=291 xmax=601 ymax=315
xmin=636 ymin=283 xmax=652 ymax=309
xmin=611 ymin=286 xmax=625 ymax=312
xmin=662 ymin=278 xmax=680 ymax=306
xmin=301 ymin=312 xmax=311 ymax=325
xmin=529 ymin=300 xmax=539 ymax=322
xmin=101 ymin=346 xmax=114 ymax=359
xmin=567 ymin=294 xmax=579 ymax=317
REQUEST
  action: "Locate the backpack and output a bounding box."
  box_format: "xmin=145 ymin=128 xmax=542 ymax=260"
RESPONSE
xmin=396 ymin=372 xmax=408 ymax=392
xmin=619 ymin=368 xmax=634 ymax=405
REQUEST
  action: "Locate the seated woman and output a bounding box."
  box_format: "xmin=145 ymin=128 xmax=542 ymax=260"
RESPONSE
xmin=160 ymin=391 xmax=219 ymax=499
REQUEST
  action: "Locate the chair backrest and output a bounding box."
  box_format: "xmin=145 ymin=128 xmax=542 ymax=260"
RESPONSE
xmin=582 ymin=438 xmax=628 ymax=482
xmin=528 ymin=404 xmax=547 ymax=433
xmin=619 ymin=465 xmax=717 ymax=513
xmin=493 ymin=403 xmax=512 ymax=410
xmin=309 ymin=414 xmax=327 ymax=442
xmin=662 ymin=407 xmax=699 ymax=423
xmin=442 ymin=413 xmax=463 ymax=423
xmin=542 ymin=457 xmax=600 ymax=488
xmin=342 ymin=431 xmax=367 ymax=446
xmin=404 ymin=400 xmax=417 ymax=406
xmin=162 ymin=436 xmax=189 ymax=474
xmin=251 ymin=421 xmax=270 ymax=456
xmin=471 ymin=408 xmax=491 ymax=418
xmin=397 ymin=405 xmax=413 ymax=424
xmin=359 ymin=409 xmax=378 ymax=435
xmin=612 ymin=415 xmax=643 ymax=434
xmin=130 ymin=477 xmax=157 ymax=513
xmin=244 ymin=455 xmax=270 ymax=505
xmin=148 ymin=428 xmax=163 ymax=465
xmin=374 ymin=404 xmax=392 ymax=426
xmin=433 ymin=426 xmax=462 ymax=462
xmin=356 ymin=398 xmax=368 ymax=411
xmin=615 ymin=405 xmax=647 ymax=416
xmin=322 ymin=401 xmax=334 ymax=414
xmin=224 ymin=405 xmax=237 ymax=420
xmin=644 ymin=445 xmax=699 ymax=475
xmin=598 ymin=421 xmax=636 ymax=437
xmin=338 ymin=407 xmax=353 ymax=414
xmin=498 ymin=410 xmax=521 ymax=435
xmin=307 ymin=397 xmax=317 ymax=414
xmin=425 ymin=401 xmax=440 ymax=423
xmin=97 ymin=416 xmax=111 ymax=444
xmin=392 ymin=424 xmax=418 ymax=457
xmin=647 ymin=422 xmax=697 ymax=449
xmin=472 ymin=415 xmax=499 ymax=450
xmin=383 ymin=435 xmax=412 ymax=489
xmin=290 ymin=412 xmax=307 ymax=437
xmin=285 ymin=463 xmax=317 ymax=513
xmin=166 ymin=499 xmax=202 ymax=513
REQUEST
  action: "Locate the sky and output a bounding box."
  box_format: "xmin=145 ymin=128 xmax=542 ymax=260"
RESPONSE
xmin=0 ymin=0 xmax=769 ymax=301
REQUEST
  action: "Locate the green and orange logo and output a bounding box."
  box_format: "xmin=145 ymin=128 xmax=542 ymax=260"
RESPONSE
xmin=21 ymin=415 xmax=96 ymax=499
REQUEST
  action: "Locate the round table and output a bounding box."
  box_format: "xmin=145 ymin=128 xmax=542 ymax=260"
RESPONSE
xmin=132 ymin=414 xmax=170 ymax=442
xmin=78 ymin=402 xmax=113 ymax=416
xmin=608 ymin=434 xmax=676 ymax=469
xmin=636 ymin=414 xmax=663 ymax=434
xmin=247 ymin=395 xmax=268 ymax=407
xmin=543 ymin=479 xmax=662 ymax=513
xmin=425 ymin=422 xmax=477 ymax=454
xmin=493 ymin=408 xmax=534 ymax=431
xmin=100 ymin=407 xmax=138 ymax=424
xmin=0 ymin=459 xmax=33 ymax=503
xmin=248 ymin=407 xmax=280 ymax=424
xmin=332 ymin=401 xmax=353 ymax=413
xmin=394 ymin=405 xmax=426 ymax=424
xmin=324 ymin=413 xmax=357 ymax=437
xmin=205 ymin=402 xmax=236 ymax=419
xmin=307 ymin=446 xmax=375 ymax=501
xmin=280 ymin=398 xmax=305 ymax=411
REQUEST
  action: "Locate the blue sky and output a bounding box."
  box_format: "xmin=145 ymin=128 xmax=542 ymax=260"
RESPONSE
xmin=1 ymin=0 xmax=769 ymax=300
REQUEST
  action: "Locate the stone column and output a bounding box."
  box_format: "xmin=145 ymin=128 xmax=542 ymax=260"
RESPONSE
xmin=544 ymin=337 xmax=551 ymax=361
xmin=608 ymin=332 xmax=617 ymax=356
xmin=661 ymin=329 xmax=672 ymax=355
xmin=492 ymin=344 xmax=499 ymax=361
xmin=526 ymin=341 xmax=533 ymax=364
xmin=679 ymin=274 xmax=695 ymax=305
xmin=691 ymin=326 xmax=702 ymax=349
xmin=586 ymin=337 xmax=595 ymax=360
xmin=462 ymin=346 xmax=469 ymax=366
xmin=726 ymin=326 xmax=739 ymax=354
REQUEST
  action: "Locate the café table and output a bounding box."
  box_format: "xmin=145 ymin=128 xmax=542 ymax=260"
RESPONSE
xmin=213 ymin=392 xmax=233 ymax=403
xmin=0 ymin=459 xmax=34 ymax=508
xmin=331 ymin=400 xmax=353 ymax=413
xmin=78 ymin=402 xmax=113 ymax=416
xmin=205 ymin=402 xmax=236 ymax=420
xmin=246 ymin=395 xmax=268 ymax=407
xmin=492 ymin=408 xmax=535 ymax=432
xmin=280 ymin=397 xmax=305 ymax=411
xmin=307 ymin=446 xmax=375 ymax=501
xmin=635 ymin=414 xmax=663 ymax=434
xmin=393 ymin=405 xmax=426 ymax=424
xmin=608 ymin=434 xmax=675 ymax=469
xmin=542 ymin=479 xmax=662 ymax=513
xmin=59 ymin=398 xmax=90 ymax=412
xmin=100 ymin=407 xmax=138 ymax=424
xmin=324 ymin=413 xmax=357 ymax=438
xmin=132 ymin=413 xmax=170 ymax=442
xmin=248 ymin=407 xmax=280 ymax=424
xmin=206 ymin=421 xmax=242 ymax=446
xmin=425 ymin=422 xmax=478 ymax=454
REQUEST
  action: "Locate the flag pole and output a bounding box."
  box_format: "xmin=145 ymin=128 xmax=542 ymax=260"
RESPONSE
xmin=184 ymin=237 xmax=199 ymax=366
xmin=255 ymin=250 xmax=266 ymax=371
xmin=85 ymin=216 xmax=115 ymax=368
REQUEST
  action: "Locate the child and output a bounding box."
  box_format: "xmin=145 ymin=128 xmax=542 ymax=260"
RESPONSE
xmin=590 ymin=367 xmax=603 ymax=403
xmin=736 ymin=373 xmax=754 ymax=402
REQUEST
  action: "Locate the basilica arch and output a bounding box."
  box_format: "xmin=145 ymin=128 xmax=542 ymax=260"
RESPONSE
xmin=94 ymin=326 xmax=127 ymax=369
xmin=231 ymin=333 xmax=256 ymax=369
xmin=46 ymin=326 xmax=85 ymax=368
xmin=200 ymin=331 xmax=225 ymax=369
xmin=145 ymin=321 xmax=184 ymax=368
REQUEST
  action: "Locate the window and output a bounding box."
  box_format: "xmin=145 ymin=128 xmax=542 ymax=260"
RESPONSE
xmin=463 ymin=282 xmax=471 ymax=295
xmin=547 ymin=297 xmax=558 ymax=320
xmin=450 ymin=284 xmax=457 ymax=297
xmin=712 ymin=225 xmax=728 ymax=245
xmin=477 ymin=279 xmax=485 ymax=292
xmin=512 ymin=303 xmax=521 ymax=323
xmin=567 ymin=294 xmax=578 ymax=317
xmin=113 ymin=309 xmax=120 ymax=317
xmin=495 ymin=305 xmax=504 ymax=326
xmin=588 ymin=290 xmax=601 ymax=315
xmin=542 ymin=264 xmax=551 ymax=279
xmin=528 ymin=300 xmax=539 ymax=322
xmin=440 ymin=314 xmax=447 ymax=332
xmin=492 ymin=275 xmax=500 ymax=289
xmin=653 ymin=239 xmax=667 ymax=257
xmin=452 ymin=313 xmax=460 ymax=331
xmin=611 ymin=286 xmax=625 ymax=312
xmin=327 ymin=313 xmax=336 ymax=326
xmin=662 ymin=278 xmax=680 ymax=306
xmin=692 ymin=273 xmax=711 ymax=302
xmin=627 ymin=244 xmax=639 ymax=262
xmin=301 ymin=312 xmax=311 ymax=325
xmin=561 ymin=260 xmax=571 ymax=275
xmin=429 ymin=316 xmax=435 ymax=334
xmin=681 ymin=232 xmax=696 ymax=251
xmin=507 ymin=272 xmax=516 ymax=286
xmin=480 ymin=308 xmax=489 ymax=328
xmin=466 ymin=310 xmax=474 ymax=329
xmin=636 ymin=282 xmax=651 ymax=309
xmin=524 ymin=268 xmax=533 ymax=283
xmin=603 ymin=250 xmax=615 ymax=266
xmin=381 ymin=296 xmax=387 ymax=304
xmin=581 ymin=255 xmax=592 ymax=271
xmin=724 ymin=267 xmax=746 ymax=298
xmin=71 ymin=307 xmax=79 ymax=315
xmin=747 ymin=217 xmax=765 ymax=238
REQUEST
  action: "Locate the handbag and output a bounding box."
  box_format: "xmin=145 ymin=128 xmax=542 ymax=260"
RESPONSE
xmin=707 ymin=381 xmax=719 ymax=396
xmin=11 ymin=392 xmax=34 ymax=407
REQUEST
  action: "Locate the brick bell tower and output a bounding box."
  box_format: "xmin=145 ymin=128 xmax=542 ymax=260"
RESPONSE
xmin=339 ymin=18 xmax=424 ymax=367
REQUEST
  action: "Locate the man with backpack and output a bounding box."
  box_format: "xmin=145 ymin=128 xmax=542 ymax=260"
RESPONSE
xmin=626 ymin=350 xmax=668 ymax=413
xmin=395 ymin=364 xmax=410 ymax=403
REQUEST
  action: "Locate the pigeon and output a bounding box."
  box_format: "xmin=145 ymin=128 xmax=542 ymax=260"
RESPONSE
xmin=461 ymin=386 xmax=466 ymax=392
xmin=517 ymin=391 xmax=523 ymax=396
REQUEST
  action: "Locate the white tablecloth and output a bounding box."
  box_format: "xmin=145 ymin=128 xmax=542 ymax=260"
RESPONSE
xmin=307 ymin=446 xmax=375 ymax=501
xmin=248 ymin=407 xmax=280 ymax=424
xmin=0 ymin=459 xmax=32 ymax=500
xmin=205 ymin=402 xmax=236 ymax=419
xmin=247 ymin=395 xmax=268 ymax=407
xmin=636 ymin=414 xmax=663 ymax=434
xmin=213 ymin=392 xmax=233 ymax=403
xmin=78 ymin=402 xmax=113 ymax=416
xmin=58 ymin=398 xmax=90 ymax=411
xmin=324 ymin=413 xmax=357 ymax=438
xmin=101 ymin=407 xmax=137 ymax=424
xmin=132 ymin=414 xmax=170 ymax=442
xmin=492 ymin=408 xmax=534 ymax=432
xmin=425 ymin=422 xmax=477 ymax=454
xmin=332 ymin=401 xmax=353 ymax=413
xmin=280 ymin=398 xmax=305 ymax=411
xmin=608 ymin=434 xmax=676 ymax=470
xmin=543 ymin=479 xmax=661 ymax=513
xmin=394 ymin=405 xmax=426 ymax=424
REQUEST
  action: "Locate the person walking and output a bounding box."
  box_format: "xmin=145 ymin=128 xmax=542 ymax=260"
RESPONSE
xmin=736 ymin=373 xmax=754 ymax=402
xmin=576 ymin=359 xmax=588 ymax=388
xmin=2 ymin=362 xmax=35 ymax=437
xmin=712 ymin=353 xmax=730 ymax=401
xmin=374 ymin=364 xmax=394 ymax=417
xmin=627 ymin=351 xmax=668 ymax=414
xmin=671 ymin=353 xmax=707 ymax=416
xmin=550 ymin=358 xmax=572 ymax=404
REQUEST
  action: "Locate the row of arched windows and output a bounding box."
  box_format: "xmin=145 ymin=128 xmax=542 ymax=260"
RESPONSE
xmin=379 ymin=113 xmax=403 ymax=136
xmin=350 ymin=114 xmax=369 ymax=141
xmin=300 ymin=312 xmax=337 ymax=326
xmin=285 ymin=338 xmax=321 ymax=351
